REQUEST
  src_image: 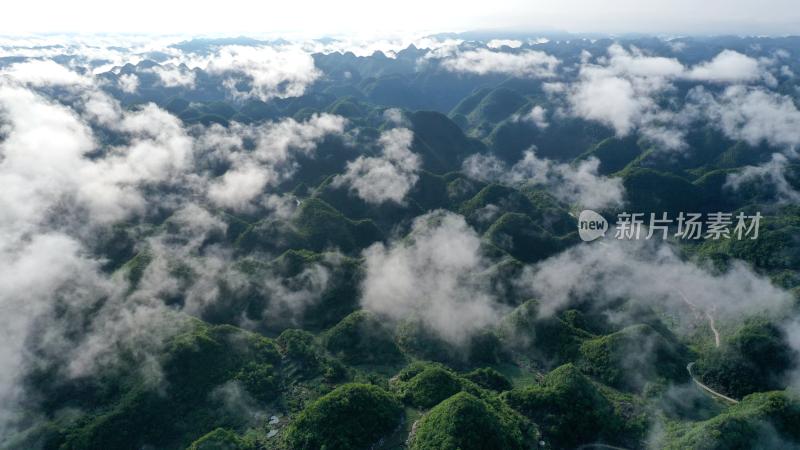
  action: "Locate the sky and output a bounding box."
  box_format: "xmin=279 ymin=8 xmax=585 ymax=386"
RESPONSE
xmin=1 ymin=0 xmax=799 ymax=36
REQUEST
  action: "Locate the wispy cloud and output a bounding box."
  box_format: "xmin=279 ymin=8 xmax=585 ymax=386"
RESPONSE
xmin=332 ymin=127 xmax=420 ymax=205
xmin=360 ymin=210 xmax=509 ymax=345
xmin=437 ymin=48 xmax=560 ymax=78
xmin=463 ymin=150 xmax=625 ymax=210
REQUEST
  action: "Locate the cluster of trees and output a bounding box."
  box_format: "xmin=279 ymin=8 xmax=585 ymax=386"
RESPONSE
xmin=7 ymin=35 xmax=800 ymax=450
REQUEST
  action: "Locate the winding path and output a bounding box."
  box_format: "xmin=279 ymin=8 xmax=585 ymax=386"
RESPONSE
xmin=677 ymin=289 xmax=738 ymax=405
xmin=677 ymin=289 xmax=720 ymax=348
xmin=686 ymin=362 xmax=739 ymax=405
xmin=571 ymin=289 xmax=736 ymax=450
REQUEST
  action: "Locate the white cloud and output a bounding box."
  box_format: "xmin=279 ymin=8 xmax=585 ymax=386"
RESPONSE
xmin=0 ymin=82 xmax=205 ymax=422
xmin=382 ymin=107 xmax=408 ymax=126
xmin=565 ymin=45 xmax=684 ymax=141
xmin=725 ymin=153 xmax=800 ymax=203
xmin=667 ymin=40 xmax=687 ymax=53
xmin=784 ymin=318 xmax=800 ymax=393
xmin=515 ymin=105 xmax=549 ymax=129
xmin=685 ymin=84 xmax=800 ymax=200
xmin=566 ymin=45 xmax=686 ymax=139
xmin=147 ymin=65 xmax=196 ymax=88
xmin=0 ymin=84 xmax=96 ymax=230
xmin=603 ymin=44 xmax=685 ymax=79
xmin=439 ymin=48 xmax=560 ymax=78
xmin=686 ymin=50 xmax=761 ymax=83
xmin=1 ymin=32 xmax=799 ymax=442
xmin=0 ymin=59 xmax=91 ymax=87
xmin=117 ymin=73 xmax=139 ymax=93
xmin=303 ymin=35 xmax=464 ymax=58
xmin=0 ymin=44 xmax=327 ymax=436
xmin=522 ymin=238 xmax=793 ymax=321
xmin=204 ymin=114 xmax=347 ymax=210
xmin=172 ymin=45 xmax=321 ymax=101
xmin=566 ymin=46 xmax=766 ymax=146
xmin=0 ymin=233 xmax=116 ymax=429
xmin=208 ymin=163 xmax=270 ymax=210
xmin=360 ymin=210 xmax=508 ymax=344
xmin=79 ymin=103 xmax=194 ymax=222
xmin=0 ymin=78 xmax=195 ymax=229
xmin=691 ymin=85 xmax=800 ymax=150
xmin=0 ymin=42 xmax=321 ymax=103
xmin=463 ymin=150 xmax=625 ymax=210
xmin=332 ymin=127 xmax=420 ymax=204
xmin=487 ymin=39 xmax=523 ymax=49
xmin=570 ymin=74 xmax=642 ymax=135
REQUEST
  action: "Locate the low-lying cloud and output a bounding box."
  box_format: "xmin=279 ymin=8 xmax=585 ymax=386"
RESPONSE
xmin=203 ymin=113 xmax=347 ymax=211
xmin=172 ymin=45 xmax=321 ymax=101
xmin=564 ymin=44 xmax=767 ymax=149
xmin=439 ymin=48 xmax=560 ymax=78
xmin=463 ymin=150 xmax=626 ymax=210
xmin=360 ymin=210 xmax=508 ymax=344
xmin=522 ymin=239 xmax=794 ymax=323
xmin=332 ymin=127 xmax=420 ymax=205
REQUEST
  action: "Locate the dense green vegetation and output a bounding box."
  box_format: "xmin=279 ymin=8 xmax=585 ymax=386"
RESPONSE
xmin=695 ymin=319 xmax=798 ymax=399
xmin=392 ymin=363 xmax=466 ymax=409
xmin=46 ymin=321 xmax=280 ymax=450
xmin=660 ymin=391 xmax=800 ymax=449
xmin=463 ymin=367 xmax=513 ymax=392
xmin=187 ymin=428 xmax=248 ymax=450
xmin=322 ymin=310 xmax=403 ymax=364
xmin=503 ymin=364 xmax=646 ymax=448
xmin=283 ymin=384 xmax=402 ymax=450
xmin=6 ymin=34 xmax=800 ymax=450
xmin=410 ymin=392 xmax=532 ymax=450
xmin=578 ymin=324 xmax=690 ymax=392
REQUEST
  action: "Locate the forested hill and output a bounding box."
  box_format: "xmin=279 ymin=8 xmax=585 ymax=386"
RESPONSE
xmin=1 ymin=34 xmax=799 ymax=450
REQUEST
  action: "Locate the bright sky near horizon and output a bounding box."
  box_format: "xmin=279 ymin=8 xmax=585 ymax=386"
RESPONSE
xmin=1 ymin=0 xmax=799 ymax=36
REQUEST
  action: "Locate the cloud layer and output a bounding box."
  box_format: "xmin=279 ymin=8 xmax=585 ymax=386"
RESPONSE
xmin=332 ymin=127 xmax=420 ymax=204
xmin=463 ymin=150 xmax=626 ymax=210
xmin=360 ymin=211 xmax=508 ymax=344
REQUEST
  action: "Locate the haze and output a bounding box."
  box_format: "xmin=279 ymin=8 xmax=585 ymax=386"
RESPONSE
xmin=2 ymin=0 xmax=799 ymax=36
